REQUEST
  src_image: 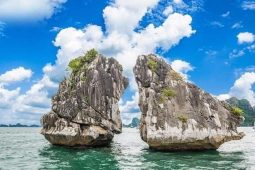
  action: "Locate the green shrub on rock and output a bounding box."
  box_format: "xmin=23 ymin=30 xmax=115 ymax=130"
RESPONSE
xmin=158 ymin=87 xmax=176 ymax=103
xmin=68 ymin=49 xmax=98 ymax=73
xmin=161 ymin=87 xmax=176 ymax=98
xmin=159 ymin=96 xmax=166 ymax=104
xmin=82 ymin=49 xmax=98 ymax=63
xmin=68 ymin=58 xmax=82 ymax=73
xmin=147 ymin=59 xmax=158 ymax=72
xmin=178 ymin=115 xmax=188 ymax=123
xmin=170 ymin=70 xmax=184 ymax=81
xmin=231 ymin=107 xmax=244 ymax=117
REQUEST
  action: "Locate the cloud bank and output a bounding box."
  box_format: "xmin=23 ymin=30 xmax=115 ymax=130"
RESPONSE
xmin=0 ymin=0 xmax=196 ymax=125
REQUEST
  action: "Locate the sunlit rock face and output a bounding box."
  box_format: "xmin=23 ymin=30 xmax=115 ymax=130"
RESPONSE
xmin=41 ymin=51 xmax=128 ymax=147
xmin=134 ymin=54 xmax=244 ymax=151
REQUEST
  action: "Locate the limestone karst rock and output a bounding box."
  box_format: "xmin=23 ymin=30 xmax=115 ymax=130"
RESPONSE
xmin=41 ymin=49 xmax=128 ymax=147
xmin=134 ymin=54 xmax=244 ymax=151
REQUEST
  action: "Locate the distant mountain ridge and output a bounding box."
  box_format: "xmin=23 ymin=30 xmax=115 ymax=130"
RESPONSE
xmin=226 ymin=97 xmax=255 ymax=126
xmin=0 ymin=123 xmax=40 ymax=127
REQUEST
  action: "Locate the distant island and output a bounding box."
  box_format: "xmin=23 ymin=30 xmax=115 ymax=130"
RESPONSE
xmin=123 ymin=117 xmax=140 ymax=128
xmin=0 ymin=123 xmax=40 ymax=127
xmin=226 ymin=97 xmax=255 ymax=126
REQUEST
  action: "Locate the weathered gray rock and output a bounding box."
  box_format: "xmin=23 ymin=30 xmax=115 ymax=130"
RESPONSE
xmin=41 ymin=50 xmax=128 ymax=147
xmin=134 ymin=54 xmax=244 ymax=151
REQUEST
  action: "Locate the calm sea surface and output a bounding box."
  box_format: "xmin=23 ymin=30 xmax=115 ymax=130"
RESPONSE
xmin=0 ymin=127 xmax=254 ymax=170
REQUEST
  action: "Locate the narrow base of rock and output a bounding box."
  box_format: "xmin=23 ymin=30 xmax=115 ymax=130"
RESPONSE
xmin=41 ymin=112 xmax=114 ymax=147
xmin=42 ymin=131 xmax=113 ymax=147
xmin=147 ymin=132 xmax=244 ymax=151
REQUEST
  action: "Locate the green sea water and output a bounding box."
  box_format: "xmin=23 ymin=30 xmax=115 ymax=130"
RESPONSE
xmin=0 ymin=127 xmax=254 ymax=170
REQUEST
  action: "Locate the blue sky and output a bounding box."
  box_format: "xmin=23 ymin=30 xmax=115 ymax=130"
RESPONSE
xmin=0 ymin=0 xmax=255 ymax=125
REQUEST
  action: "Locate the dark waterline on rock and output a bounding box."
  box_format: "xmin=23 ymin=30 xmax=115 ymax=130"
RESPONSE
xmin=0 ymin=127 xmax=254 ymax=169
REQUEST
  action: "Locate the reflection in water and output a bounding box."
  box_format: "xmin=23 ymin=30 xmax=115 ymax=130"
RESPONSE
xmin=111 ymin=128 xmax=247 ymax=170
xmin=0 ymin=127 xmax=254 ymax=169
xmin=111 ymin=128 xmax=148 ymax=169
xmin=141 ymin=150 xmax=246 ymax=170
xmin=18 ymin=128 xmax=250 ymax=170
xmin=39 ymin=145 xmax=119 ymax=169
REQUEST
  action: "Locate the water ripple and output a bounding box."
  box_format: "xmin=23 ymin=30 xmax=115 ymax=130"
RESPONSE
xmin=0 ymin=127 xmax=254 ymax=170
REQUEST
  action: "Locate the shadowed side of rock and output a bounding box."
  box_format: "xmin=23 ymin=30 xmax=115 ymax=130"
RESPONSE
xmin=134 ymin=54 xmax=244 ymax=151
xmin=41 ymin=50 xmax=128 ymax=147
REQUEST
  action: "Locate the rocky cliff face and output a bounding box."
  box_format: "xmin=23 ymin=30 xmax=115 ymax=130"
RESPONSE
xmin=41 ymin=50 xmax=128 ymax=147
xmin=134 ymin=54 xmax=244 ymax=151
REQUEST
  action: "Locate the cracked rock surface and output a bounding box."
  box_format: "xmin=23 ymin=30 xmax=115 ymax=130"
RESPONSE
xmin=41 ymin=52 xmax=128 ymax=147
xmin=134 ymin=54 xmax=244 ymax=151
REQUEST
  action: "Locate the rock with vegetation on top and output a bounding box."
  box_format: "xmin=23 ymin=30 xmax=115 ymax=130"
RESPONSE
xmin=134 ymin=54 xmax=244 ymax=151
xmin=41 ymin=49 xmax=128 ymax=147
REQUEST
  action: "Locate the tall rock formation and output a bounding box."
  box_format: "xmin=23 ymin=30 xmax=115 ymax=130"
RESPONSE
xmin=134 ymin=54 xmax=244 ymax=151
xmin=41 ymin=49 xmax=128 ymax=147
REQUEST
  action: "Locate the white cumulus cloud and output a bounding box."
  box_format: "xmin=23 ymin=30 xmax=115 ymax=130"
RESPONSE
xmin=119 ymin=92 xmax=139 ymax=113
xmin=237 ymin=32 xmax=255 ymax=44
xmin=0 ymin=74 xmax=58 ymax=125
xmin=103 ymin=0 xmax=159 ymax=35
xmin=0 ymin=0 xmax=67 ymax=21
xmin=171 ymin=59 xmax=194 ymax=80
xmin=119 ymin=92 xmax=140 ymax=124
xmin=163 ymin=5 xmax=174 ymax=16
xmin=218 ymin=72 xmax=255 ymax=106
xmin=0 ymin=66 xmax=56 ymax=124
xmin=0 ymin=85 xmax=20 ymax=109
xmin=0 ymin=67 xmax=32 ymax=85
